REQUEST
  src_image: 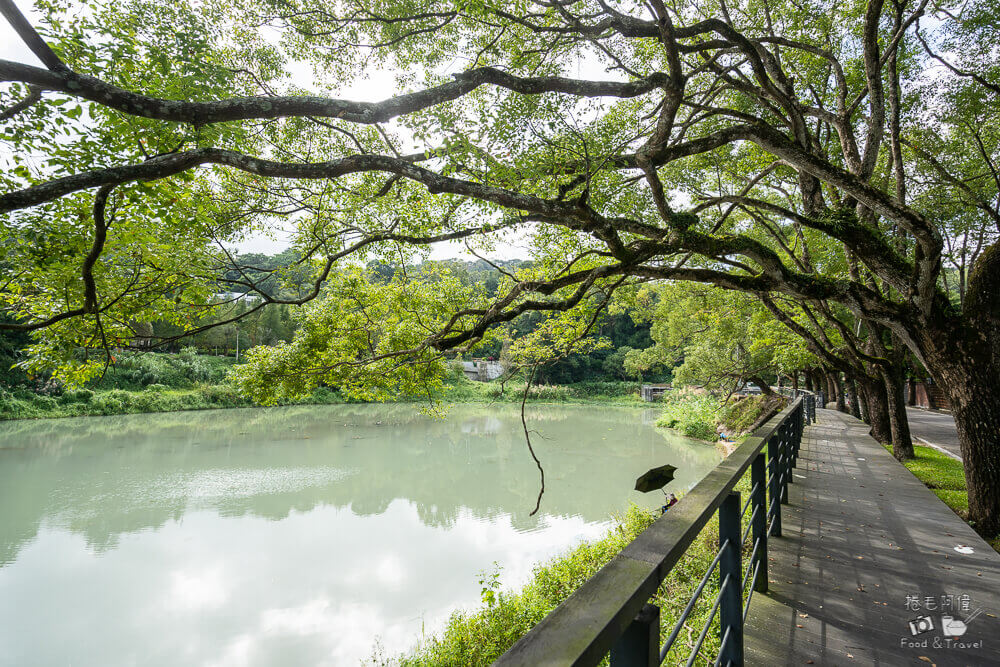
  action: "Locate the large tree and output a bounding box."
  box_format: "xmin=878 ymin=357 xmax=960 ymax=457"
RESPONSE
xmin=629 ymin=283 xmax=815 ymax=396
xmin=1 ymin=0 xmax=999 ymax=532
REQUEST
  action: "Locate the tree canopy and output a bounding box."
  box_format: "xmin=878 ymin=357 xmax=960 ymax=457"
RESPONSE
xmin=632 ymin=284 xmax=813 ymax=393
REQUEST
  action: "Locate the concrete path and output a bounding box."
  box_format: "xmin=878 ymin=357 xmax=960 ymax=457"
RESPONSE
xmin=745 ymin=409 xmax=1000 ymax=666
xmin=907 ymin=407 xmax=963 ymax=461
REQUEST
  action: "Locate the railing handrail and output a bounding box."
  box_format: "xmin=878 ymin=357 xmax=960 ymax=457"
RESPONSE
xmin=494 ymin=395 xmax=810 ymax=667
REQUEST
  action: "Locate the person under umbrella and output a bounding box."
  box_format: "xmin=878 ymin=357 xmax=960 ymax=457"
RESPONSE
xmin=634 ymin=464 xmax=679 ymax=515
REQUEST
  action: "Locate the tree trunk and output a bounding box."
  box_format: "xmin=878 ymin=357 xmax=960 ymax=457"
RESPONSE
xmin=881 ymin=367 xmax=914 ymax=460
xmin=804 ymin=373 xmax=813 ymax=392
xmin=857 ymin=383 xmax=870 ymax=423
xmin=834 ymin=373 xmax=847 ymax=413
xmin=860 ymin=376 xmax=892 ymax=445
xmin=825 ymin=371 xmax=839 ymax=408
xmin=906 ymin=377 xmax=916 ymax=406
xmin=926 ymin=349 xmax=1000 ymax=536
xmin=847 ymin=378 xmax=861 ymax=419
xmin=918 ymin=241 xmax=1000 ymax=536
xmin=748 ymin=376 xmax=774 ymax=397
xmin=812 ymin=370 xmax=826 ymax=401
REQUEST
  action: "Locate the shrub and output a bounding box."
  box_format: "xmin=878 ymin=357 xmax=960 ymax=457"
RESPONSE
xmin=30 ymin=395 xmax=58 ymax=410
xmin=198 ymin=384 xmax=246 ymax=408
xmin=656 ymin=393 xmax=721 ymax=441
xmin=310 ymin=386 xmax=347 ymax=404
xmin=72 ymin=388 xmax=94 ymax=402
xmin=718 ymin=394 xmax=786 ymax=437
xmin=93 ymin=389 xmax=133 ymax=414
xmin=91 ymin=350 xmax=233 ymax=390
xmin=565 ymin=381 xmax=637 ymax=399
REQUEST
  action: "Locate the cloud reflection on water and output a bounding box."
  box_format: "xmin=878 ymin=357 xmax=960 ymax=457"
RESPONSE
xmin=0 ymin=403 xmax=722 ymax=665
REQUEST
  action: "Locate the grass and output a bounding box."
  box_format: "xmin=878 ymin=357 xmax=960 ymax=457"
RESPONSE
xmin=655 ymin=392 xmax=787 ymax=443
xmin=0 ymin=371 xmax=643 ymax=422
xmin=887 ymin=444 xmax=1000 ymax=553
xmin=398 ymin=473 xmax=759 ymax=666
xmin=655 ymin=394 xmax=722 ymax=441
xmin=0 ymin=384 xmax=353 ymax=421
xmin=440 ymin=377 xmax=643 ymax=405
xmin=717 ymin=394 xmax=787 ymax=437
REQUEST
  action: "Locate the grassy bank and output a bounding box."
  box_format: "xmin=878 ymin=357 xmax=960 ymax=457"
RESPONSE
xmin=655 ymin=394 xmax=721 ymax=440
xmin=655 ymin=393 xmax=787 ymax=442
xmin=441 ymin=378 xmax=643 ymax=405
xmin=401 ymin=472 xmax=757 ymax=666
xmin=0 ymin=350 xmax=645 ymax=421
xmin=0 ymin=384 xmax=356 ymax=420
xmin=887 ymin=444 xmax=1000 ymax=553
xmin=0 ymin=348 xmax=363 ymax=420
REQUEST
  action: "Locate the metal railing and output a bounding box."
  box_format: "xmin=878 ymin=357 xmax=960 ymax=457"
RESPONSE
xmin=495 ymin=393 xmax=816 ymax=667
xmin=777 ymin=387 xmax=819 ymax=422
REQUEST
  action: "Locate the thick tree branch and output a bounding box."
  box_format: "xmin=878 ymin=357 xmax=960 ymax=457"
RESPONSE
xmin=0 ymin=59 xmax=670 ymax=125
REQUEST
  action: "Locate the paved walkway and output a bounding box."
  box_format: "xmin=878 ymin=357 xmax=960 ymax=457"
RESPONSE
xmin=745 ymin=409 xmax=1000 ymax=666
xmin=906 ymin=407 xmax=962 ymax=460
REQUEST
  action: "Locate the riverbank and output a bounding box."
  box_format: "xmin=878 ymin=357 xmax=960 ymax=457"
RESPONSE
xmin=0 ymin=384 xmax=356 ymax=420
xmin=655 ymin=392 xmax=788 ymax=443
xmin=0 ymin=375 xmax=644 ymax=422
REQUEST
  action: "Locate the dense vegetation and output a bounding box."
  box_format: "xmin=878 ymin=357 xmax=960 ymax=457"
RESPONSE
xmin=654 ymin=393 xmax=787 ymax=442
xmin=0 ymin=344 xmax=649 ymax=421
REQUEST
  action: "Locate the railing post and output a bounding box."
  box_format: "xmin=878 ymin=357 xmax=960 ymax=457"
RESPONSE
xmin=751 ymin=453 xmax=767 ymax=593
xmin=610 ymin=603 xmax=660 ymax=667
xmin=784 ymin=422 xmax=794 ymax=487
xmin=767 ymin=434 xmax=782 ymax=537
xmin=779 ymin=424 xmax=790 ymax=503
xmin=791 ymin=407 xmax=800 ymax=468
xmin=796 ymin=403 xmax=804 ymax=454
xmin=719 ymin=492 xmax=744 ymax=666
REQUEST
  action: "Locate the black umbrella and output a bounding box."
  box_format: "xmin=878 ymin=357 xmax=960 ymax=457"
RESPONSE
xmin=634 ymin=464 xmax=677 ymax=493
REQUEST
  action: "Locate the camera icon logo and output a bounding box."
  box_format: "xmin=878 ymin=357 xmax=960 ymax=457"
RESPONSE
xmin=909 ymin=615 xmax=935 ymax=636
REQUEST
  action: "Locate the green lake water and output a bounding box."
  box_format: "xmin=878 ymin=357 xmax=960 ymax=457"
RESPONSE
xmin=0 ymin=403 xmax=723 ymax=666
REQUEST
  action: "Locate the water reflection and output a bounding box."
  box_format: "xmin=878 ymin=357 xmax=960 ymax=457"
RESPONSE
xmin=0 ymin=403 xmax=722 ymax=665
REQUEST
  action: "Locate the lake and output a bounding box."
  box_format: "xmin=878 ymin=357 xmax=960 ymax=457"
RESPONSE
xmin=0 ymin=403 xmax=723 ymax=666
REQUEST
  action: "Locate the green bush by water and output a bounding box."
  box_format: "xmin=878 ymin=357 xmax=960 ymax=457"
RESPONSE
xmin=717 ymin=395 xmax=787 ymax=437
xmin=0 ymin=383 xmax=353 ymax=421
xmin=400 ymin=507 xmax=655 ymax=666
xmin=1 ymin=352 xmax=644 ymax=422
xmin=656 ymin=394 xmax=721 ymax=441
xmin=441 ymin=376 xmax=641 ymax=405
xmin=88 ymin=348 xmax=234 ymax=390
